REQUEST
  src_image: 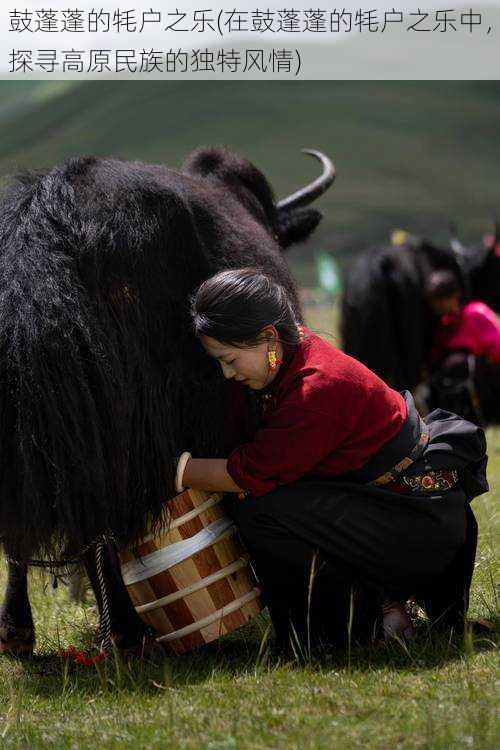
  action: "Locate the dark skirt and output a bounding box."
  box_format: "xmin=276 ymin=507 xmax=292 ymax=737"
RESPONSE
xmin=227 ymin=396 xmax=489 ymax=648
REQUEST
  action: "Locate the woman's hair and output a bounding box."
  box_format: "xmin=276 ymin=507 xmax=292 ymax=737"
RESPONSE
xmin=190 ymin=267 xmax=302 ymax=347
xmin=425 ymin=270 xmax=461 ymax=300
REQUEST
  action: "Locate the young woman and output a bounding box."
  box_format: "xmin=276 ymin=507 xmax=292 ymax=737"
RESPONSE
xmin=176 ymin=268 xmax=488 ymax=650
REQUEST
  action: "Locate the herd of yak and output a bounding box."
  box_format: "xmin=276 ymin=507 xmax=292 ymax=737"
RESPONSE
xmin=0 ymin=147 xmax=497 ymax=654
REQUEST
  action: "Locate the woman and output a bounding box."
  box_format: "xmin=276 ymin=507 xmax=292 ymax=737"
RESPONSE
xmin=426 ymin=269 xmax=500 ymax=366
xmin=176 ymin=268 xmax=488 ymax=651
xmin=425 ymin=269 xmax=500 ymax=424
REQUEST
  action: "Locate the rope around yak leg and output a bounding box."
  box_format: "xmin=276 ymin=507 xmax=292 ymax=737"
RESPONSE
xmin=56 ymin=538 xmax=110 ymax=666
xmin=95 ymin=539 xmax=112 ymax=653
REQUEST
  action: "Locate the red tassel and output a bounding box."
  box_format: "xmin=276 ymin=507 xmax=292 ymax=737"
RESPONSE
xmin=58 ymin=645 xmax=106 ymax=667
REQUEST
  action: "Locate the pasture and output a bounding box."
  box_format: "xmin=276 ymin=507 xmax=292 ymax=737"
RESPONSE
xmin=0 ymin=304 xmax=498 ymax=749
xmin=1 ymin=80 xmax=499 ymax=268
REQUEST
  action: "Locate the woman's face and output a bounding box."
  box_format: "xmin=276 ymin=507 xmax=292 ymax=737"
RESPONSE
xmin=200 ymin=327 xmax=280 ymax=390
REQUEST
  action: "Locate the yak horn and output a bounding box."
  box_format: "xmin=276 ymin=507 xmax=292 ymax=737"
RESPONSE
xmin=276 ymin=149 xmax=336 ymax=211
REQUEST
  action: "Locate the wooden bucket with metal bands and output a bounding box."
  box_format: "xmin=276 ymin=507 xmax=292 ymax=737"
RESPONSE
xmin=119 ymin=488 xmax=262 ymax=654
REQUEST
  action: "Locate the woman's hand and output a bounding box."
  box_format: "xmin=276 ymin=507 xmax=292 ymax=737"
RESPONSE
xmin=178 ymin=457 xmax=244 ymax=494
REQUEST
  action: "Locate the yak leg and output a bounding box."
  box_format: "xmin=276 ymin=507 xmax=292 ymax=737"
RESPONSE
xmin=0 ymin=562 xmax=35 ymax=655
xmin=83 ymin=543 xmax=151 ymax=650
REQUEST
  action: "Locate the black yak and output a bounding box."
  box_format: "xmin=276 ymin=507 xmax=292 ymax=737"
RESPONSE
xmin=0 ymin=147 xmax=335 ymax=653
xmin=340 ymin=232 xmax=500 ymax=422
xmin=341 ymin=236 xmax=466 ymax=391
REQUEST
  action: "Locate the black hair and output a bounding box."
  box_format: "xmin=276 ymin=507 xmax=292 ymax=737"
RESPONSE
xmin=425 ymin=270 xmax=461 ymax=300
xmin=190 ymin=267 xmax=302 ymax=348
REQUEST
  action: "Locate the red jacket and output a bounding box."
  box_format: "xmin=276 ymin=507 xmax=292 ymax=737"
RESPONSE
xmin=225 ymin=328 xmax=407 ymax=497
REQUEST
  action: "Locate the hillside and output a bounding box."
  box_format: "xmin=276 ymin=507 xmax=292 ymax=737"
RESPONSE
xmin=1 ymin=80 xmax=499 ymax=280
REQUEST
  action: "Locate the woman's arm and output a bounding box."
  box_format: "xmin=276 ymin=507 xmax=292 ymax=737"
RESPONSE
xmin=182 ymin=458 xmax=244 ymax=494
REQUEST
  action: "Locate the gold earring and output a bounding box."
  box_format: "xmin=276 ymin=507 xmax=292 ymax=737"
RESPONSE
xmin=268 ymin=350 xmax=278 ymax=370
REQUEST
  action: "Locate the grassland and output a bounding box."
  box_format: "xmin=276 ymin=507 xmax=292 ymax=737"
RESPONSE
xmin=0 ymin=73 xmax=498 ymax=750
xmin=0 ymin=303 xmax=497 ymax=750
xmin=1 ymin=80 xmax=499 ymax=278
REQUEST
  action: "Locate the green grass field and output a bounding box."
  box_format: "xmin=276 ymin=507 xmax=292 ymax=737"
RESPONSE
xmin=1 ymin=80 xmax=500 ymax=274
xmin=0 ymin=306 xmax=498 ymax=749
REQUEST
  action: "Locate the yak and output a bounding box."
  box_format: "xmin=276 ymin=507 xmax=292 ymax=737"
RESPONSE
xmin=340 ymin=232 xmax=500 ymax=423
xmin=0 ymin=147 xmax=335 ymax=654
xmin=341 ymin=236 xmax=466 ymax=391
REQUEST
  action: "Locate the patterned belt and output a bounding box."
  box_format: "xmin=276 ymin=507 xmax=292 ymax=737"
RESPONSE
xmin=368 ymin=424 xmax=460 ymax=495
xmin=369 ymin=426 xmax=430 ymax=487
xmin=380 ymin=470 xmax=460 ymax=495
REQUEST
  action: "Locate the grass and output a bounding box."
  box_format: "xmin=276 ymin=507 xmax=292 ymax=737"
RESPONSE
xmin=1 ymin=80 xmax=500 ymax=274
xmin=0 ymin=305 xmax=498 ymax=749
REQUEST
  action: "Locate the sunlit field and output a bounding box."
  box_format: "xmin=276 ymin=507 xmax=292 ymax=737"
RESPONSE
xmin=0 ymin=303 xmax=497 ymax=749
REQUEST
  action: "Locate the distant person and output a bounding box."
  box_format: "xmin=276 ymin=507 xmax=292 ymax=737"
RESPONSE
xmin=426 ymin=270 xmax=500 ymax=366
xmin=425 ymin=270 xmax=500 ymax=424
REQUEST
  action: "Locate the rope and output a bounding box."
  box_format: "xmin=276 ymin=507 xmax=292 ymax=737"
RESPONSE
xmin=7 ymin=535 xmax=110 ymax=570
xmin=95 ymin=539 xmax=112 ymax=652
xmin=7 ymin=533 xmax=115 ymax=654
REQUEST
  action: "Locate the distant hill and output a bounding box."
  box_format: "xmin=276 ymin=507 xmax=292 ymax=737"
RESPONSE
xmin=0 ymin=80 xmax=499 ymax=283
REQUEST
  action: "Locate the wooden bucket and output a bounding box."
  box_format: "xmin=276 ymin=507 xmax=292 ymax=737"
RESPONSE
xmin=119 ymin=489 xmax=262 ymax=654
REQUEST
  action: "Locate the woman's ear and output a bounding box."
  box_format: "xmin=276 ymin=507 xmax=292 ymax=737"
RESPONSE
xmin=260 ymin=325 xmax=279 ymax=345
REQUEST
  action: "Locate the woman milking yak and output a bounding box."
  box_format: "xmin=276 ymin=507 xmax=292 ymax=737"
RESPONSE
xmin=177 ymin=267 xmax=489 ymax=652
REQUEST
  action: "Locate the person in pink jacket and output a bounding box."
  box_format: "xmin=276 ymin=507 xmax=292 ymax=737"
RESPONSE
xmin=426 ymin=271 xmax=500 ymax=365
